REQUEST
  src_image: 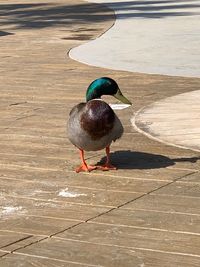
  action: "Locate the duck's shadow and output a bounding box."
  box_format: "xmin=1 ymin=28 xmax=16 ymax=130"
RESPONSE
xmin=98 ymin=150 xmax=200 ymax=169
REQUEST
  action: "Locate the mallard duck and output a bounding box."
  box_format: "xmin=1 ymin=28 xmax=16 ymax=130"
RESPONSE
xmin=68 ymin=77 xmax=132 ymax=173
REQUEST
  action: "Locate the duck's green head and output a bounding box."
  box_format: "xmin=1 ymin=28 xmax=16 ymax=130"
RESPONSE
xmin=86 ymin=77 xmax=132 ymax=105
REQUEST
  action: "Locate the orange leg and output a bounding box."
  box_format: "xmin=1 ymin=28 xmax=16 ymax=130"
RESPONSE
xmin=76 ymin=149 xmax=97 ymax=173
xmin=97 ymin=146 xmax=117 ymax=171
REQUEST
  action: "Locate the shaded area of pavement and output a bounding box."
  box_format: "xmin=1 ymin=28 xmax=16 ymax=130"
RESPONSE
xmin=0 ymin=0 xmax=200 ymax=266
xmin=0 ymin=1 xmax=115 ymax=30
xmin=95 ymin=0 xmax=200 ymax=18
xmin=98 ymin=150 xmax=200 ymax=169
xmin=3 ymin=0 xmax=200 ymax=31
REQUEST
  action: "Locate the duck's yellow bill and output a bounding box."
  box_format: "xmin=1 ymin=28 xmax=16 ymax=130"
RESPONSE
xmin=114 ymin=90 xmax=132 ymax=105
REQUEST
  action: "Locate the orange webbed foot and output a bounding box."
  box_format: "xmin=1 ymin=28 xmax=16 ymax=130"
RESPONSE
xmin=75 ymin=164 xmax=97 ymax=173
xmin=76 ymin=149 xmax=97 ymax=173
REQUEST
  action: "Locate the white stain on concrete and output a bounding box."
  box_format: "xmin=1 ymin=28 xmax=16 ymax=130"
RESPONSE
xmin=34 ymin=201 xmax=58 ymax=208
xmin=58 ymin=188 xmax=87 ymax=198
xmin=0 ymin=206 xmax=26 ymax=218
xmin=2 ymin=206 xmax=22 ymax=214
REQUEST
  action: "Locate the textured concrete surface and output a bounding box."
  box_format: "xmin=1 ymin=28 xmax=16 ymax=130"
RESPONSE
xmin=0 ymin=0 xmax=200 ymax=266
xmin=70 ymin=0 xmax=200 ymax=77
xmin=133 ymin=89 xmax=200 ymax=152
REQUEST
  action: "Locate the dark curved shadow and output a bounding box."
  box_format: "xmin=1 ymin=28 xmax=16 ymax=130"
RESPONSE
xmin=98 ymin=150 xmax=200 ymax=170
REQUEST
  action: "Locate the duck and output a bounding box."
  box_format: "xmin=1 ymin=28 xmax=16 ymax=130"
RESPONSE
xmin=68 ymin=77 xmax=132 ymax=173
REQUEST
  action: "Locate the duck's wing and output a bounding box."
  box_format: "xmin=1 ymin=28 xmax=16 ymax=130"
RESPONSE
xmin=112 ymin=114 xmax=124 ymax=142
xmin=69 ymin=102 xmax=85 ymax=117
xmin=68 ymin=103 xmax=86 ymax=145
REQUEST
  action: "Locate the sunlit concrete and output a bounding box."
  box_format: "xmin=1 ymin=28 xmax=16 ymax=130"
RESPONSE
xmin=70 ymin=0 xmax=200 ymax=77
xmin=133 ymin=90 xmax=200 ymax=152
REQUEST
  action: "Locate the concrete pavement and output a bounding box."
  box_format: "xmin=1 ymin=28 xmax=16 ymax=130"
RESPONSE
xmin=133 ymin=89 xmax=200 ymax=153
xmin=70 ymin=0 xmax=200 ymax=77
xmin=0 ymin=0 xmax=200 ymax=266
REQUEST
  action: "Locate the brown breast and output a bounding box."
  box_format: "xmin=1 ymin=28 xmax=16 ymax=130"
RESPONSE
xmin=80 ymin=100 xmax=115 ymax=140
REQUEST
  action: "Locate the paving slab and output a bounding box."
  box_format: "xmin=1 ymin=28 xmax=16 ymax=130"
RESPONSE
xmin=92 ymin=208 xmax=200 ymax=234
xmin=55 ymin=221 xmax=200 ymax=256
xmin=10 ymin=238 xmax=200 ymax=267
xmin=0 ymin=177 xmax=143 ymax=208
xmin=0 ymin=251 xmax=8 ymax=257
xmin=0 ymin=231 xmax=31 ymax=250
xmin=179 ymin=171 xmax=200 ymax=183
xmin=0 ymin=254 xmax=87 ymax=267
xmin=10 ymin=238 xmax=144 ymax=267
xmin=0 ymin=196 xmax=108 ymax=230
xmin=0 ymin=235 xmax=44 ymax=253
xmin=121 ymin=193 xmax=200 ymax=215
xmin=0 ymin=214 xmax=81 ymax=236
xmin=152 ymin=180 xmax=200 ymax=198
